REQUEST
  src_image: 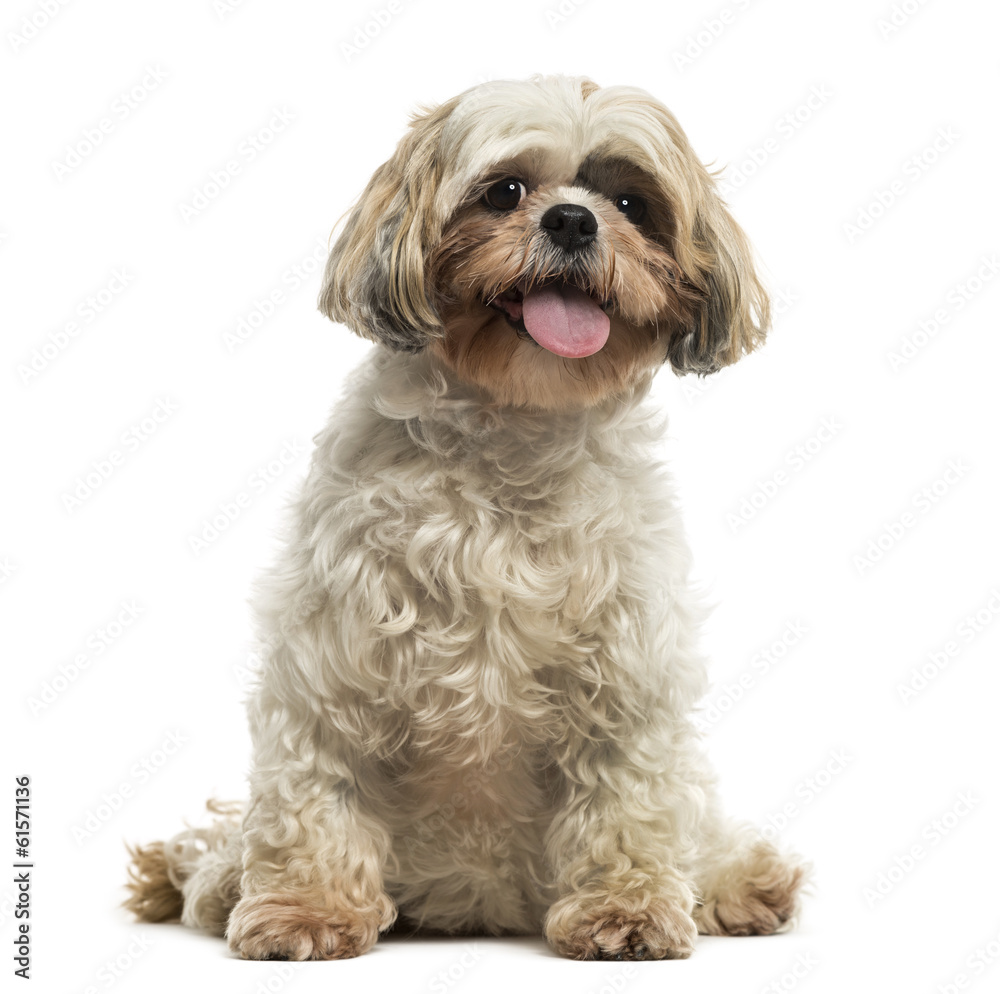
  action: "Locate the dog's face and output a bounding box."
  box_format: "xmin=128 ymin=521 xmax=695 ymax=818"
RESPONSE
xmin=320 ymin=76 xmax=769 ymax=411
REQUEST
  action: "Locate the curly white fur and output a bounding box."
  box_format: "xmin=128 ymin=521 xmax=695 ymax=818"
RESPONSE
xmin=157 ymin=350 xmax=804 ymax=958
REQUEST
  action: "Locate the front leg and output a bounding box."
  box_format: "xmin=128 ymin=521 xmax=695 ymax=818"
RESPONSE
xmin=227 ymin=654 xmax=395 ymax=960
xmin=543 ymin=717 xmax=702 ymax=961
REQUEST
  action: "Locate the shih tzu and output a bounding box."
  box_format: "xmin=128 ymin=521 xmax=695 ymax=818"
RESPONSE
xmin=126 ymin=75 xmax=805 ymax=961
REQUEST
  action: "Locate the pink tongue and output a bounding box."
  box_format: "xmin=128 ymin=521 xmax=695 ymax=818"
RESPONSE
xmin=521 ymin=284 xmax=610 ymax=358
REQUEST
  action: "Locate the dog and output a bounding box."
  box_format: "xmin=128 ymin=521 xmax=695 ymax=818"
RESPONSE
xmin=125 ymin=75 xmax=806 ymax=962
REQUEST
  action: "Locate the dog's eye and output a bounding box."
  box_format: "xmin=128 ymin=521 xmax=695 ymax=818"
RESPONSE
xmin=615 ymin=193 xmax=647 ymax=225
xmin=484 ymin=178 xmax=527 ymax=211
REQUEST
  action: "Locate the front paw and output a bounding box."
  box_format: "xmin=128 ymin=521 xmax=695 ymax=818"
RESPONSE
xmin=545 ymin=893 xmax=697 ymax=961
xmin=227 ymin=893 xmax=393 ymax=960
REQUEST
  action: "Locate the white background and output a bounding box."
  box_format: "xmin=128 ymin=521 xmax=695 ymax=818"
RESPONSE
xmin=3 ymin=0 xmax=1000 ymax=992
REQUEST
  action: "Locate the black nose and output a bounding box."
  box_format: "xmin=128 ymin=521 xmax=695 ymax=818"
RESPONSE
xmin=539 ymin=203 xmax=598 ymax=253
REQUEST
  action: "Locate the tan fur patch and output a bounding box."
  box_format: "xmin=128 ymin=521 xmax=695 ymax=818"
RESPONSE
xmin=123 ymin=842 xmax=184 ymax=923
xmin=428 ymin=193 xmax=701 ymax=411
xmin=428 ymin=308 xmax=667 ymax=412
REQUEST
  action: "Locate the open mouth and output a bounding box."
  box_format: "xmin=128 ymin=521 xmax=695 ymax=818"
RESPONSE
xmin=487 ymin=280 xmax=613 ymax=359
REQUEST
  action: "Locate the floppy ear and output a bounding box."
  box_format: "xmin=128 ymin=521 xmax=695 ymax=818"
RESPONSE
xmin=667 ymin=184 xmax=770 ymax=375
xmin=318 ymin=100 xmax=458 ymax=352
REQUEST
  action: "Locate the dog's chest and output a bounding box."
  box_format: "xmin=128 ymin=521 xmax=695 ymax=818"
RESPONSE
xmin=363 ymin=453 xmax=654 ymax=745
xmin=323 ymin=402 xmax=674 ymax=758
xmin=401 ymin=458 xmax=643 ymax=638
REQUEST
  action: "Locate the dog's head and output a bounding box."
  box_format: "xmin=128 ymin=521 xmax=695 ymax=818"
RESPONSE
xmin=320 ymin=76 xmax=769 ymax=410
